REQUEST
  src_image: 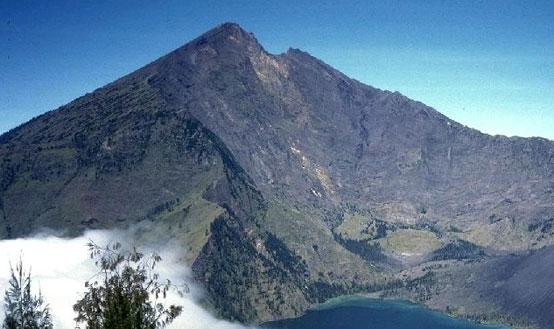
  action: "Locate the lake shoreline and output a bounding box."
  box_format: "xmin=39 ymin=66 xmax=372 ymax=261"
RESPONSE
xmin=262 ymin=295 xmax=516 ymax=329
xmin=359 ymin=294 xmax=523 ymax=329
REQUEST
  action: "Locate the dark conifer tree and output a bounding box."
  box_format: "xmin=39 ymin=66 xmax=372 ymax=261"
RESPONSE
xmin=2 ymin=259 xmax=52 ymax=329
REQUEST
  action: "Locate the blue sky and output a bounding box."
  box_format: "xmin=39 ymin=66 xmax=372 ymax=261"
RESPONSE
xmin=1 ymin=0 xmax=553 ymax=139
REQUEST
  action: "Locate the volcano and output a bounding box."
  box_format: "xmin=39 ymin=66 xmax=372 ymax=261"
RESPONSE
xmin=1 ymin=23 xmax=553 ymax=328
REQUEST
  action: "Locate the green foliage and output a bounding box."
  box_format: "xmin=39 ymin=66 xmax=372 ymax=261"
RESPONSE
xmin=73 ymin=242 xmax=183 ymax=329
xmin=431 ymin=239 xmax=485 ymax=261
xmin=2 ymin=259 xmax=52 ymax=329
xmin=193 ymin=216 xmax=304 ymax=322
xmin=194 ymin=217 xmax=267 ymax=321
xmin=264 ymin=232 xmax=308 ymax=278
xmin=332 ymin=233 xmax=386 ymax=263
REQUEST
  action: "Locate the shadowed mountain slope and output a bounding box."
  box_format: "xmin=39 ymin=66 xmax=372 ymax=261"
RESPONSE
xmin=1 ymin=23 xmax=553 ymax=327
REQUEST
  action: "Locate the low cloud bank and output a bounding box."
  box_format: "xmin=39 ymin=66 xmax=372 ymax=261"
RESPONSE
xmin=0 ymin=228 xmax=252 ymax=329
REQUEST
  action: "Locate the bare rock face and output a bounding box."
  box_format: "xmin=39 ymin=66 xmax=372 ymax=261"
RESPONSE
xmin=1 ymin=22 xmax=553 ymax=326
xmin=145 ymin=23 xmax=554 ymax=251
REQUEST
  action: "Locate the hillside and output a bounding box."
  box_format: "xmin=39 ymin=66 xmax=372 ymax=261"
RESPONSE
xmin=1 ymin=23 xmax=553 ymax=327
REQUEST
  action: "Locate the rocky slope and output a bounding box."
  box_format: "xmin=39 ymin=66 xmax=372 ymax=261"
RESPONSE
xmin=1 ymin=23 xmax=553 ymax=327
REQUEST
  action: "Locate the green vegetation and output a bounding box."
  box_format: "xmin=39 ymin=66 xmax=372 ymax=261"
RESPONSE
xmin=332 ymin=233 xmax=386 ymax=263
xmin=380 ymin=229 xmax=442 ymax=255
xmin=431 ymin=240 xmax=485 ymax=261
xmin=265 ymin=232 xmax=309 ymax=277
xmin=192 ymin=215 xmax=309 ymax=322
xmin=261 ymin=199 xmax=377 ymax=282
xmin=73 ymin=242 xmax=183 ymax=329
xmin=335 ymin=213 xmax=387 ymax=241
xmin=134 ymin=189 xmax=225 ymax=264
xmin=2 ymin=244 xmax=183 ymax=329
xmin=2 ymin=259 xmax=53 ymax=329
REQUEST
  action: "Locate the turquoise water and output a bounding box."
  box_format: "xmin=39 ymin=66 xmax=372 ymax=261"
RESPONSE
xmin=263 ymin=296 xmax=508 ymax=329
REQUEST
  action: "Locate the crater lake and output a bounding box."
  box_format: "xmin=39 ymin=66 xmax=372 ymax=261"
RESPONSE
xmin=263 ymin=296 xmax=509 ymax=329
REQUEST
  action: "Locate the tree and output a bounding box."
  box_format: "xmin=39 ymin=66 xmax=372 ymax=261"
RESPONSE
xmin=2 ymin=259 xmax=53 ymax=329
xmin=73 ymin=241 xmax=183 ymax=329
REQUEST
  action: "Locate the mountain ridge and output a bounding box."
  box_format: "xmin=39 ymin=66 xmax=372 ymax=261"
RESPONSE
xmin=3 ymin=22 xmax=550 ymax=142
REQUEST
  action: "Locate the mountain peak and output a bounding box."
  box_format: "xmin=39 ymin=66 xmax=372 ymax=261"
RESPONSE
xmin=148 ymin=22 xmax=264 ymax=73
xmin=216 ymin=22 xmax=246 ymax=33
xmin=192 ymin=22 xmax=261 ymax=51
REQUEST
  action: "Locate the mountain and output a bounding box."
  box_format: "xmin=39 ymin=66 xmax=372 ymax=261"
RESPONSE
xmin=1 ymin=23 xmax=553 ymax=327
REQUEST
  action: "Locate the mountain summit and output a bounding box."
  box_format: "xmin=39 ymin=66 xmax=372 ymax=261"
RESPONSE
xmin=1 ymin=23 xmax=553 ymax=327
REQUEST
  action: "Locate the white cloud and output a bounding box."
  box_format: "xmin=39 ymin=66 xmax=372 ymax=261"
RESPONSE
xmin=0 ymin=228 xmax=253 ymax=329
